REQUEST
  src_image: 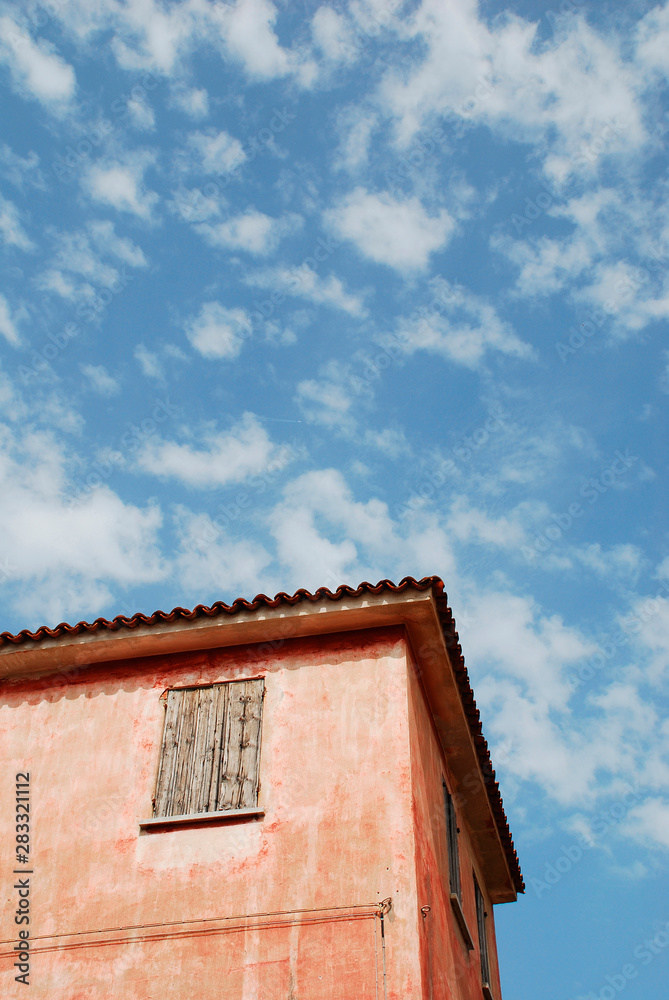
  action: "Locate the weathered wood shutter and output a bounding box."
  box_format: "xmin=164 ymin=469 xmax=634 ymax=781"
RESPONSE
xmin=443 ymin=781 xmax=461 ymax=900
xmin=153 ymin=679 xmax=264 ymax=817
xmin=475 ymin=877 xmax=491 ymax=987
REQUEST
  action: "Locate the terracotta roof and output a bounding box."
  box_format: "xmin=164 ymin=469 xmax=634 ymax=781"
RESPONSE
xmin=0 ymin=575 xmax=523 ymax=893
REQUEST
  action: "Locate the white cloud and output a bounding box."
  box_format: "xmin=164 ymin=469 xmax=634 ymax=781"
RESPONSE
xmin=170 ymin=85 xmax=209 ymax=119
xmin=37 ymin=223 xmax=147 ymax=308
xmin=625 ymin=592 xmax=669 ymax=685
xmin=168 ymin=186 xmax=223 ymax=224
xmin=446 ymin=496 xmax=527 ymax=549
xmin=83 ymin=153 xmax=158 ymax=219
xmin=622 ymin=798 xmax=669 ymax=851
xmin=326 ymin=188 xmax=454 ymax=271
xmin=333 ymin=106 xmax=377 ymax=172
xmin=80 ymin=363 xmax=121 ymax=396
xmin=296 ymin=368 xmax=356 ymax=431
xmin=134 ymin=344 xmax=164 ymax=380
xmin=0 ymin=423 xmax=165 ymax=625
xmin=0 ymin=194 xmax=34 ymax=250
xmin=184 ymin=301 xmax=253 ymax=359
xmin=48 ymin=0 xmax=316 ymax=85
xmin=575 ymin=259 xmax=669 ymax=336
xmin=570 ymin=543 xmax=643 ymax=583
xmin=126 ymin=94 xmax=156 ymax=130
xmin=362 ymin=427 xmax=410 ymax=457
xmin=195 ymin=210 xmax=297 ymax=256
xmin=173 ymin=506 xmax=272 ymax=595
xmin=135 ymin=412 xmax=291 ymax=488
xmin=86 ymin=220 xmax=148 ymax=268
xmin=493 ymin=233 xmax=592 ymax=299
xmin=376 ymin=0 xmax=645 ymax=174
xmin=245 ymin=264 xmax=366 ymax=316
xmin=109 ymin=0 xmax=197 ymax=74
xmin=220 ymin=0 xmax=290 ymax=79
xmin=0 ymin=16 xmax=75 ymax=108
xmin=635 ymin=4 xmax=669 ymax=77
xmin=0 ymin=143 xmax=43 ymax=190
xmin=312 ymin=7 xmax=357 ymax=65
xmin=185 ymin=129 xmax=246 ymax=175
xmin=268 ymin=467 xmax=458 ymax=592
xmin=395 ymin=281 xmax=532 ymax=367
xmin=0 ymin=294 xmax=23 ymax=346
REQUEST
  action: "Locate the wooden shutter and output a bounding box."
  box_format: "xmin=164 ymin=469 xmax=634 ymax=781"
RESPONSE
xmin=154 ymin=679 xmax=264 ymax=817
xmin=443 ymin=782 xmax=461 ymax=900
xmin=475 ymin=877 xmax=491 ymax=987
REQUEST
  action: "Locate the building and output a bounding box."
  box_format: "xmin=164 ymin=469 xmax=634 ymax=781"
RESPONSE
xmin=0 ymin=575 xmax=523 ymax=999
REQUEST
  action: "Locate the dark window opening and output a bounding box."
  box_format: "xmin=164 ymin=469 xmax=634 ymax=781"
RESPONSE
xmin=475 ymin=875 xmax=492 ymax=996
xmin=443 ymin=780 xmax=461 ymax=900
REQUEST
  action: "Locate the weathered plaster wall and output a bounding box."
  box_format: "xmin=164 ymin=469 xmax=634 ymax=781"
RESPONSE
xmin=0 ymin=626 xmax=422 ymax=999
xmin=405 ymin=644 xmax=504 ymax=1000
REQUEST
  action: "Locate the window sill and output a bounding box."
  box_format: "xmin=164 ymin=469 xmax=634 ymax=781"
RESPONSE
xmin=482 ymin=984 xmax=494 ymax=1000
xmin=139 ymin=808 xmax=264 ymax=830
xmin=449 ymin=893 xmax=474 ymax=951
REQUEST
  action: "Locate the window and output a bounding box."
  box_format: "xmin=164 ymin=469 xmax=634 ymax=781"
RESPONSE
xmin=474 ymin=876 xmax=493 ymax=1000
xmin=443 ymin=780 xmax=473 ymax=950
xmin=443 ymin=781 xmax=461 ymax=900
xmin=152 ymin=679 xmax=264 ymax=820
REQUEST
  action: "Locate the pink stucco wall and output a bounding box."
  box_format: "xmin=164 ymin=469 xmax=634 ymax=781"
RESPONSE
xmin=405 ymin=644 xmax=503 ymax=1000
xmin=1 ymin=626 xmax=429 ymax=999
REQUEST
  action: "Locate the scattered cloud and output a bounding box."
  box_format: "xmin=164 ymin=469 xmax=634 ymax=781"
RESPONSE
xmin=134 ymin=344 xmax=164 ymax=380
xmin=184 ymin=301 xmax=253 ymax=359
xmin=135 ymin=412 xmax=291 ymax=488
xmin=183 ymin=128 xmax=246 ymax=175
xmin=169 ymin=85 xmax=210 ymax=119
xmin=326 ymin=187 xmax=454 ymax=271
xmin=0 ymin=16 xmax=75 ymax=109
xmin=394 ymin=280 xmax=533 ymax=367
xmin=173 ymin=506 xmax=272 ymax=595
xmin=0 ymin=194 xmax=34 ymax=251
xmin=80 ymin=363 xmax=121 ymax=396
xmin=83 ymin=152 xmax=158 ymax=219
xmin=0 ymin=293 xmax=24 ymax=346
xmin=0 ymin=423 xmax=165 ymax=625
xmin=245 ymin=264 xmax=366 ymax=315
xmin=195 ymin=210 xmax=298 ymax=255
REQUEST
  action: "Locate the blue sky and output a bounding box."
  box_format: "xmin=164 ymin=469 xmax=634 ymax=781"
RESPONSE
xmin=1 ymin=0 xmax=668 ymax=995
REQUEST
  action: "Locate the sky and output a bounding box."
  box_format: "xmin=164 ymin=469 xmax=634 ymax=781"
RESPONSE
xmin=0 ymin=0 xmax=668 ymax=996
